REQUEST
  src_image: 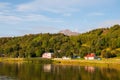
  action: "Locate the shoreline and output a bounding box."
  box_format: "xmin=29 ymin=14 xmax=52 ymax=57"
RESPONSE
xmin=54 ymin=59 xmax=120 ymax=64
xmin=0 ymin=58 xmax=120 ymax=70
xmin=0 ymin=57 xmax=120 ymax=64
xmin=0 ymin=58 xmax=120 ymax=71
xmin=0 ymin=58 xmax=53 ymax=64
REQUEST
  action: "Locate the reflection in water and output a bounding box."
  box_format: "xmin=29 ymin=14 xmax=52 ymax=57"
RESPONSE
xmin=0 ymin=76 xmax=16 ymax=80
xmin=43 ymin=64 xmax=51 ymax=72
xmin=85 ymin=66 xmax=95 ymax=73
xmin=0 ymin=63 xmax=120 ymax=80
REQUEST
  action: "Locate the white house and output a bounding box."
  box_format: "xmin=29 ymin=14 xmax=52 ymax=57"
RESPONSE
xmin=42 ymin=52 xmax=52 ymax=59
xmin=84 ymin=53 xmax=96 ymax=60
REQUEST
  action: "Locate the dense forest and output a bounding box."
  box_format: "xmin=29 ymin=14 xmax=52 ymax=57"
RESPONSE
xmin=0 ymin=25 xmax=120 ymax=58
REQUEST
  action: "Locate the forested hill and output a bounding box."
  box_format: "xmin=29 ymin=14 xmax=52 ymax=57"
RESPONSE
xmin=0 ymin=24 xmax=120 ymax=58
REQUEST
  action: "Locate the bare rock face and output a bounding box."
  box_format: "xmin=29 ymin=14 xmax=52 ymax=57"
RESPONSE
xmin=59 ymin=29 xmax=79 ymax=36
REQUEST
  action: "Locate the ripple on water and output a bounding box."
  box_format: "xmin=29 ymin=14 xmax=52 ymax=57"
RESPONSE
xmin=0 ymin=76 xmax=17 ymax=80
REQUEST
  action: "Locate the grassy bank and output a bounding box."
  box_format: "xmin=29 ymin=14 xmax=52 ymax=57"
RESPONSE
xmin=0 ymin=58 xmax=53 ymax=64
xmin=53 ymin=58 xmax=120 ymax=65
xmin=0 ymin=57 xmax=120 ymax=65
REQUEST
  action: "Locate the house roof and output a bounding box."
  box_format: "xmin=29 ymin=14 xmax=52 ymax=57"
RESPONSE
xmin=85 ymin=53 xmax=96 ymax=57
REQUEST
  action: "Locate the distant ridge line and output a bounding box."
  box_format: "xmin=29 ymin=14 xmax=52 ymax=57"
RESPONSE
xmin=59 ymin=29 xmax=79 ymax=36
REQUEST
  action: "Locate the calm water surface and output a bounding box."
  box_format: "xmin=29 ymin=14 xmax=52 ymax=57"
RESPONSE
xmin=0 ymin=62 xmax=120 ymax=80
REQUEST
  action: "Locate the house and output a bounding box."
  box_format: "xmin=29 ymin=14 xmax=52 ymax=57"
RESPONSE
xmin=42 ymin=52 xmax=52 ymax=59
xmin=84 ymin=53 xmax=96 ymax=60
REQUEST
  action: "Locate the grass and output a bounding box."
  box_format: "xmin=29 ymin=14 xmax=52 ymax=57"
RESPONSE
xmin=0 ymin=57 xmax=53 ymax=64
xmin=0 ymin=57 xmax=120 ymax=65
xmin=53 ymin=58 xmax=120 ymax=65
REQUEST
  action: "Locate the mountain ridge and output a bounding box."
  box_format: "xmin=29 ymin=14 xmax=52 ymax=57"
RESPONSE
xmin=59 ymin=29 xmax=79 ymax=36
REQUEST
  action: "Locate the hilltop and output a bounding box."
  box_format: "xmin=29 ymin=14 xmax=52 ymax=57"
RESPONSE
xmin=0 ymin=24 xmax=120 ymax=58
xmin=59 ymin=29 xmax=79 ymax=36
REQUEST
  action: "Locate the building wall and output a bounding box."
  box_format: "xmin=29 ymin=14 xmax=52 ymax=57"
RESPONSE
xmin=42 ymin=53 xmax=52 ymax=58
xmin=88 ymin=57 xmax=94 ymax=60
xmin=85 ymin=57 xmax=95 ymax=60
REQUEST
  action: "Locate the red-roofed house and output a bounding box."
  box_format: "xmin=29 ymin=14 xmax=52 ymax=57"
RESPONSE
xmin=84 ymin=53 xmax=96 ymax=60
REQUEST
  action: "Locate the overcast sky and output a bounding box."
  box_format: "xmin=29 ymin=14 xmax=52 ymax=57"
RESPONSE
xmin=0 ymin=0 xmax=120 ymax=37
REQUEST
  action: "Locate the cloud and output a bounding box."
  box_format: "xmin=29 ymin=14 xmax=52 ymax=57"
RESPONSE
xmin=0 ymin=12 xmax=4 ymax=15
xmin=22 ymin=14 xmax=52 ymax=22
xmin=0 ymin=13 xmax=63 ymax=24
xmin=17 ymin=0 xmax=79 ymax=9
xmin=0 ymin=2 xmax=20 ymax=24
xmin=0 ymin=1 xmax=63 ymax=24
xmin=17 ymin=0 xmax=80 ymax=13
xmin=88 ymin=12 xmax=104 ymax=16
xmin=0 ymin=0 xmax=113 ymax=24
xmin=22 ymin=14 xmax=63 ymax=22
xmin=63 ymin=13 xmax=72 ymax=17
xmin=0 ymin=2 xmax=10 ymax=9
xmin=17 ymin=0 xmax=113 ymax=13
xmin=0 ymin=15 xmax=22 ymax=24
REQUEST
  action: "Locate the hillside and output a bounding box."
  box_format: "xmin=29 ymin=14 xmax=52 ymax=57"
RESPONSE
xmin=0 ymin=24 xmax=120 ymax=58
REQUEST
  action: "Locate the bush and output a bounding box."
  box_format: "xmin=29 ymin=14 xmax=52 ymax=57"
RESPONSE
xmin=101 ymin=49 xmax=116 ymax=58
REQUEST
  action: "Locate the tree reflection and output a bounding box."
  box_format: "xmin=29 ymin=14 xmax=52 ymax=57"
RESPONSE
xmin=0 ymin=63 xmax=120 ymax=80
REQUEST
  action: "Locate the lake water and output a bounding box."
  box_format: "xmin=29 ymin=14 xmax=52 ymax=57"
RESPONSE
xmin=0 ymin=62 xmax=120 ymax=80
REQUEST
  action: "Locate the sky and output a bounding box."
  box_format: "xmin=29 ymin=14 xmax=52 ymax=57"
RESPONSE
xmin=0 ymin=0 xmax=120 ymax=37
